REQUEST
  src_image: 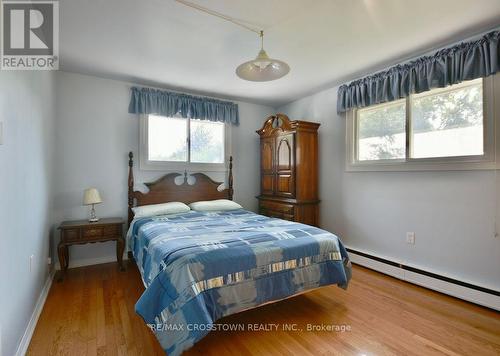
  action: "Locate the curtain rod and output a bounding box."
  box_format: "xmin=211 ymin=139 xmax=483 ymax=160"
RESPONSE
xmin=343 ymin=25 xmax=500 ymax=86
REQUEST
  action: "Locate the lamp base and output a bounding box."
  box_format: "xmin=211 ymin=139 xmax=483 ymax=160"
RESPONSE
xmin=89 ymin=204 xmax=99 ymax=223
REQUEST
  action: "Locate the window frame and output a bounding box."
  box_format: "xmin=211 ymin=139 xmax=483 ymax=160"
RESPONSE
xmin=346 ymin=76 xmax=498 ymax=171
xmin=139 ymin=114 xmax=232 ymax=172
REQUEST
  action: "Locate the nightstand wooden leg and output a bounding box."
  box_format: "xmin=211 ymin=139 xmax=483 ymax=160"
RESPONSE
xmin=57 ymin=243 xmax=66 ymax=282
xmin=63 ymin=246 xmax=69 ymax=269
xmin=116 ymin=237 xmax=125 ymax=271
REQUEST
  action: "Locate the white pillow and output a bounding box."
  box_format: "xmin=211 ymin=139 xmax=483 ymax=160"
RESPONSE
xmin=132 ymin=202 xmax=190 ymax=218
xmin=189 ymin=199 xmax=243 ymax=212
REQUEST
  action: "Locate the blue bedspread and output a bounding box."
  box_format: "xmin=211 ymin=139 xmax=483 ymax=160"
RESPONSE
xmin=127 ymin=209 xmax=351 ymax=355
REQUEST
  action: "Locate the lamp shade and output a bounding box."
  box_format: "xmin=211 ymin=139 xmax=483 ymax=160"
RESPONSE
xmin=236 ymin=49 xmax=290 ymax=82
xmin=83 ymin=188 xmax=102 ymax=205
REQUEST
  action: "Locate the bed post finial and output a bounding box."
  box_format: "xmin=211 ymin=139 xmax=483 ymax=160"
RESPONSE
xmin=228 ymin=156 xmax=234 ymax=200
xmin=128 ymin=151 xmax=134 ymax=226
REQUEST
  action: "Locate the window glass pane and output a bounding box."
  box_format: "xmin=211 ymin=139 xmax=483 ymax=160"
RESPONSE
xmin=190 ymin=119 xmax=224 ymax=163
xmin=148 ymin=115 xmax=187 ymax=161
xmin=357 ymin=101 xmax=406 ymax=161
xmin=411 ymin=80 xmax=483 ymax=158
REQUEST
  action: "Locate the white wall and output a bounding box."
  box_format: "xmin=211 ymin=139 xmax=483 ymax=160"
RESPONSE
xmin=0 ymin=71 xmax=56 ymax=356
xmin=278 ymin=77 xmax=500 ymax=291
xmin=54 ymin=71 xmax=273 ymax=267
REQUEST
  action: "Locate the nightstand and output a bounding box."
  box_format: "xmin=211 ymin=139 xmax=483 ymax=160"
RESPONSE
xmin=57 ymin=217 xmax=125 ymax=281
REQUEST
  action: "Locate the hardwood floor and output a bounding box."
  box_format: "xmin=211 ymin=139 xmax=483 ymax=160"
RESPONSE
xmin=28 ymin=261 xmax=500 ymax=356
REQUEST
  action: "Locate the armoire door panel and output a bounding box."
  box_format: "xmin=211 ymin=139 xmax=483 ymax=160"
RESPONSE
xmin=276 ymin=134 xmax=294 ymax=171
xmin=261 ymin=174 xmax=275 ymax=195
xmin=260 ymin=138 xmax=275 ymax=173
xmin=276 ymin=173 xmax=295 ymax=197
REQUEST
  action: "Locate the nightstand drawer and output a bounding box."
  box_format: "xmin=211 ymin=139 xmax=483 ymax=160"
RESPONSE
xmin=83 ymin=227 xmax=104 ymax=238
xmin=103 ymin=225 xmax=121 ymax=236
xmin=63 ymin=228 xmax=80 ymax=241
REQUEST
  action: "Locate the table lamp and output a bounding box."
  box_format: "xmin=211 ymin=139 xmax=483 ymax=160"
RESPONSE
xmin=83 ymin=188 xmax=102 ymax=222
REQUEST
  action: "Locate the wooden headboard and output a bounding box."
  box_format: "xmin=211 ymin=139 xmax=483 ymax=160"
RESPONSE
xmin=127 ymin=151 xmax=234 ymax=225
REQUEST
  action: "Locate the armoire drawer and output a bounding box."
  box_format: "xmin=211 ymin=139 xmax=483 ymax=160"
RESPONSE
xmin=259 ymin=200 xmax=295 ymax=215
xmin=259 ymin=208 xmax=295 ymax=221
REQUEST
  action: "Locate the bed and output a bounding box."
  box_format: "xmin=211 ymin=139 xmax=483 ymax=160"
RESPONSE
xmin=126 ymin=152 xmax=351 ymax=355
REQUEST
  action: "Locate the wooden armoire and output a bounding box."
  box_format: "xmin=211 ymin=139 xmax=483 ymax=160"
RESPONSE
xmin=256 ymin=113 xmax=320 ymax=226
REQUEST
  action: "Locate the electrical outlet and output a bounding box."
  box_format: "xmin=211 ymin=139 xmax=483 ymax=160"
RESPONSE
xmin=47 ymin=257 xmax=52 ymax=265
xmin=29 ymin=254 xmax=34 ymax=272
xmin=406 ymin=232 xmax=415 ymax=245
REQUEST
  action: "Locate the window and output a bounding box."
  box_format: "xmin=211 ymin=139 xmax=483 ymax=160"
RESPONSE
xmin=357 ymin=100 xmax=406 ymax=161
xmin=148 ymin=116 xmax=188 ymax=162
xmin=347 ymin=78 xmax=496 ymax=171
xmin=410 ymin=82 xmax=483 ymax=159
xmin=140 ymin=115 xmax=229 ymax=171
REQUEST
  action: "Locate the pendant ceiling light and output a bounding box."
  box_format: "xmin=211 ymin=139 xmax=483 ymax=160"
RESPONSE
xmin=236 ymin=31 xmax=290 ymax=82
xmin=175 ymin=0 xmax=290 ymax=82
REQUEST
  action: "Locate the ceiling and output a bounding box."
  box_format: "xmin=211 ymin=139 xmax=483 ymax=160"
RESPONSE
xmin=60 ymin=0 xmax=500 ymax=107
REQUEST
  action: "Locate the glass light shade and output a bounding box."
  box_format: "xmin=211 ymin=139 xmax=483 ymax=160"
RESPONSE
xmin=83 ymin=188 xmax=102 ymax=205
xmin=236 ymin=49 xmax=290 ymax=82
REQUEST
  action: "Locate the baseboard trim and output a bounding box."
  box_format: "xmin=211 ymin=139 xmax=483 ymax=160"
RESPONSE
xmin=346 ymin=247 xmax=500 ymax=311
xmin=15 ymin=270 xmax=55 ymax=356
xmin=55 ymin=254 xmax=128 ymax=270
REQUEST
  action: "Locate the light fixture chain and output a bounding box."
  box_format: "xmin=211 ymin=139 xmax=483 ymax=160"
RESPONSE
xmin=174 ymin=0 xmax=289 ymax=81
xmin=174 ymin=0 xmax=262 ymax=35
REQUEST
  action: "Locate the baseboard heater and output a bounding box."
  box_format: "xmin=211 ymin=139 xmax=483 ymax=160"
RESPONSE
xmin=346 ymin=247 xmax=500 ymax=311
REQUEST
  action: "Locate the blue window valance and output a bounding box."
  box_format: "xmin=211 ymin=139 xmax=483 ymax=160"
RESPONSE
xmin=128 ymin=87 xmax=239 ymax=125
xmin=337 ymin=30 xmax=500 ymax=114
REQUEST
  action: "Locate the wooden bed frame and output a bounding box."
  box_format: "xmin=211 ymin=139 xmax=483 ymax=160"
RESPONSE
xmin=127 ymin=151 xmax=234 ymax=225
